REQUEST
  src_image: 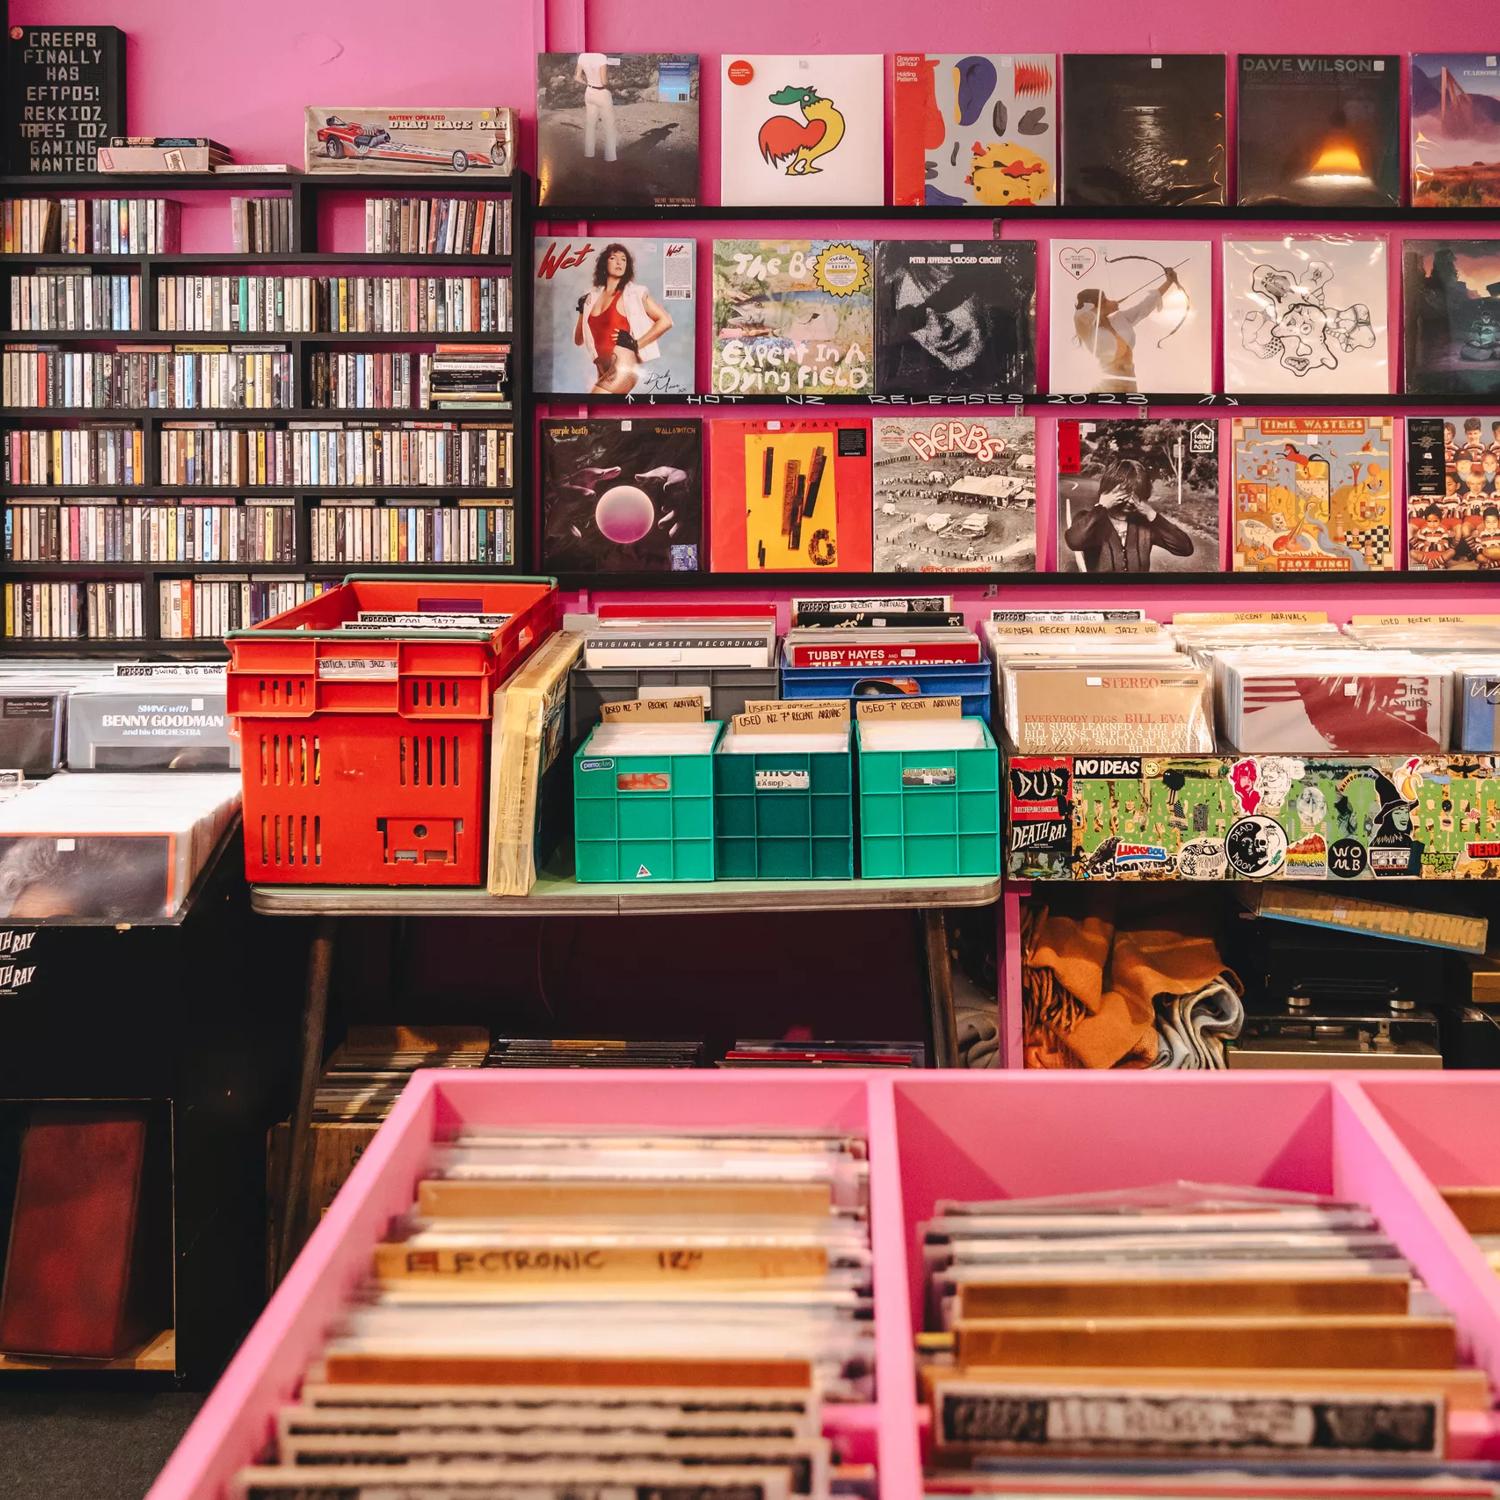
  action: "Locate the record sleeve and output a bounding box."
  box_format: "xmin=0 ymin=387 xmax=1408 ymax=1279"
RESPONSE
xmin=874 ymin=241 xmax=1035 ymax=396
xmin=711 ymin=239 xmax=873 ymax=397
xmin=872 ymin=417 xmax=1036 ymax=573
xmin=1060 ymin=55 xmax=1225 ymax=206
xmin=1223 ymin=237 xmax=1389 ymax=395
xmin=532 ymin=237 xmax=695 ymax=396
xmin=1056 ymin=419 xmax=1220 ymax=575
xmin=708 ymin=418 xmax=873 ymax=574
xmin=1046 ymin=240 xmax=1212 ymax=396
xmin=536 ymin=53 xmax=700 ymax=209
xmin=1412 ymin=53 xmax=1500 ymax=208
xmin=1237 ymin=54 xmax=1401 ymax=207
xmin=719 ymin=55 xmax=883 ymax=207
xmin=891 ymin=54 xmax=1056 ymax=207
xmin=1232 ymin=416 xmax=1394 ymax=572
xmin=1405 ymin=414 xmax=1500 ymax=570
xmin=1403 ymin=240 xmax=1500 ymax=398
xmin=540 ymin=418 xmax=702 ymax=574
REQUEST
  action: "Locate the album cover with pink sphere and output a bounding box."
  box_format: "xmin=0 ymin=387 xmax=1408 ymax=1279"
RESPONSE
xmin=540 ymin=417 xmax=703 ymax=573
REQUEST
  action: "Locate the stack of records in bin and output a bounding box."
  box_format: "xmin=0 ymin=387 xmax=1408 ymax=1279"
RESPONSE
xmin=917 ymin=1180 xmax=1489 ymax=1484
xmin=782 ymin=624 xmax=980 ymax=669
xmin=720 ymin=1039 xmax=925 ymax=1068
xmin=485 ymin=1038 xmax=705 ymax=1069
xmin=312 ymin=1026 xmax=489 ymax=1123
xmin=233 ymin=1124 xmax=874 ymax=1496
xmin=580 ymin=612 xmax=778 ymax=668
xmin=425 ymin=343 xmax=508 ymax=410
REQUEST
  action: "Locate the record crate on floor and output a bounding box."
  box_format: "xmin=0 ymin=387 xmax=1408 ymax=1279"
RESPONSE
xmin=227 ymin=574 xmax=558 ymax=886
xmin=150 ymin=1072 xmax=1500 ymax=1499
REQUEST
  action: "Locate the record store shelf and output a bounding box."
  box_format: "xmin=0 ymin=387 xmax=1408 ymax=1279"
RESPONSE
xmin=149 ymin=1071 xmax=1500 ymax=1499
xmin=533 ymin=202 xmax=1500 ymax=222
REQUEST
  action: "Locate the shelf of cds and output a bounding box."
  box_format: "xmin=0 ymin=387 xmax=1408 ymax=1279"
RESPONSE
xmin=150 ymin=1070 xmax=1500 ymax=1500
xmin=0 ymin=172 xmax=528 ymax=651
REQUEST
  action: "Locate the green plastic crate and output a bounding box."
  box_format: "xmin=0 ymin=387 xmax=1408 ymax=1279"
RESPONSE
xmin=714 ymin=728 xmax=854 ymax=880
xmin=856 ymin=719 xmax=1002 ymax=879
xmin=573 ymin=721 xmax=724 ymax=883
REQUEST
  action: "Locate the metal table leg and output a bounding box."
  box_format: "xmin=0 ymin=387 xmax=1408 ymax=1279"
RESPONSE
xmin=276 ymin=914 xmax=337 ymax=1284
xmin=921 ymin=908 xmax=960 ymax=1069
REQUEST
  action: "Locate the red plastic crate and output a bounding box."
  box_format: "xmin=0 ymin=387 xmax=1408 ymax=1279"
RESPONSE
xmin=227 ymin=575 xmax=558 ymax=886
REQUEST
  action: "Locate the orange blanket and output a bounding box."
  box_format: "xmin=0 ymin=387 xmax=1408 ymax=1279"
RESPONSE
xmin=1023 ymin=891 xmax=1242 ymax=1069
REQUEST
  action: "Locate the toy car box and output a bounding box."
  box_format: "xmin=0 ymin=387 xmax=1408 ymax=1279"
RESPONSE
xmin=304 ymin=108 xmax=517 ymax=175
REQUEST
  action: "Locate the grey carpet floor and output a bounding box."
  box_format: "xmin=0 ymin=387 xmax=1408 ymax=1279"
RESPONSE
xmin=0 ymin=1392 xmax=202 ymax=1499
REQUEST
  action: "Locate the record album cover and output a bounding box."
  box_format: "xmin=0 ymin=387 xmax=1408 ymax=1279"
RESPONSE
xmin=1412 ymin=53 xmax=1500 ymax=208
xmin=1060 ymin=54 xmax=1226 ymax=206
xmin=720 ymin=55 xmax=883 ymax=207
xmin=1056 ymin=419 xmax=1220 ymax=575
xmin=872 ymin=417 xmax=1036 ymax=572
xmin=1223 ymin=237 xmax=1389 ymax=395
xmin=711 ymin=238 xmax=874 ymax=396
xmin=536 ymin=52 xmax=700 ymax=209
xmin=1405 ymin=414 xmax=1500 ymax=570
xmin=1403 ymin=240 xmax=1500 ymax=397
xmin=1046 ymin=240 xmax=1212 ymax=396
xmin=540 ymin=418 xmax=702 ymax=574
xmin=874 ymin=241 xmax=1035 ymax=396
xmin=1237 ymin=54 xmax=1401 ymax=206
xmin=891 ymin=53 xmax=1057 ymax=207
xmin=1232 ymin=416 xmax=1394 ymax=572
xmin=708 ymin=418 xmax=873 ymax=573
xmin=533 ymin=237 xmax=696 ymax=397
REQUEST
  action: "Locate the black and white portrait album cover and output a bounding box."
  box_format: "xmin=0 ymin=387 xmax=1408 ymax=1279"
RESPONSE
xmin=541 ymin=418 xmax=703 ymax=574
xmin=874 ymin=240 xmax=1036 ymax=396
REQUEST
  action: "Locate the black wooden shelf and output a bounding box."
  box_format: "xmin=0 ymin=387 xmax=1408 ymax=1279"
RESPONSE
xmin=0 ymin=252 xmax=511 ymax=267
xmin=2 ymin=560 xmax=519 ymax=575
xmin=0 ymin=172 xmax=516 ymax=192
xmin=553 ymin=568 xmax=1483 ymax=590
xmin=534 ymin=202 xmax=1500 ymax=223
xmin=1 ymin=330 xmax=513 ymax=344
xmin=534 ymin=391 xmax=1499 ymax=411
xmin=1 ymin=485 xmax=515 ymax=498
xmin=0 ymin=636 xmax=229 ymax=654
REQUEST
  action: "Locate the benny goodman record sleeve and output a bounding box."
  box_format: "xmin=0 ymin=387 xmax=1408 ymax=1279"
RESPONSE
xmin=1046 ymin=239 xmax=1212 ymax=396
xmin=873 ymin=241 xmax=1035 ymax=396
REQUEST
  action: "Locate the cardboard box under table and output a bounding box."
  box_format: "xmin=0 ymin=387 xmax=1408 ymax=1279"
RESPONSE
xmin=714 ymin=702 xmax=853 ymax=880
xmin=857 ymin=701 xmax=1002 ymax=879
xmin=573 ymin=719 xmax=724 ymax=883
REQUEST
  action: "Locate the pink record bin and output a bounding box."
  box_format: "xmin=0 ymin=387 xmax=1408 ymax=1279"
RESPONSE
xmin=149 ymin=1072 xmax=1500 ymax=1499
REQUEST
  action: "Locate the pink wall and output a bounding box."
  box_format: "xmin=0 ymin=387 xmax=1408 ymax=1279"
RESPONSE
xmin=11 ymin=0 xmax=1499 ymax=624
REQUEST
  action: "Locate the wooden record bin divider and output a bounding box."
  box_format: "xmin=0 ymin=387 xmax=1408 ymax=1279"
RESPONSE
xmin=0 ymin=170 xmax=530 ymax=657
xmin=151 ymin=1069 xmax=1500 ymax=1500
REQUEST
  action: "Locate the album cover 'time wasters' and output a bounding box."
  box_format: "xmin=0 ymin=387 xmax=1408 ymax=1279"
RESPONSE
xmin=1232 ymin=416 xmax=1394 ymax=572
xmin=1223 ymin=237 xmax=1389 ymax=395
xmin=1056 ymin=418 xmax=1220 ymax=575
xmin=1046 ymin=240 xmax=1212 ymax=396
xmin=535 ymin=53 xmax=700 ymax=209
xmin=872 ymin=416 xmax=1036 ymax=572
xmin=874 ymin=241 xmax=1035 ymax=396
xmin=712 ymin=238 xmax=873 ymax=397
xmin=1237 ymin=54 xmax=1401 ymax=207
xmin=1406 ymin=415 xmax=1500 ymax=570
xmin=891 ymin=54 xmax=1056 ymax=207
xmin=1412 ymin=53 xmax=1500 ymax=208
xmin=540 ymin=417 xmax=702 ymax=574
xmin=1060 ymin=54 xmax=1226 ymax=206
xmin=532 ymin=237 xmax=695 ymax=397
xmin=719 ymin=54 xmax=883 ymax=207
xmin=1404 ymin=240 xmax=1500 ymax=397
xmin=709 ymin=417 xmax=872 ymax=573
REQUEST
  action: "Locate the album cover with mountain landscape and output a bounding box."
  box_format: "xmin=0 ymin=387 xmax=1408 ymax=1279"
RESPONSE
xmin=1412 ymin=53 xmax=1500 ymax=207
